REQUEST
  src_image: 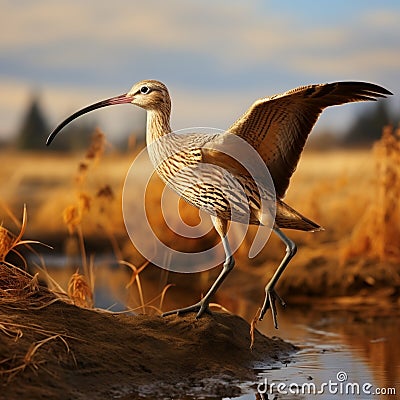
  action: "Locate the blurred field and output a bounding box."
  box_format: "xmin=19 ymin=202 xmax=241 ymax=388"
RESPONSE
xmin=0 ymin=142 xmax=371 ymax=243
xmin=1 ymin=127 xmax=400 ymax=301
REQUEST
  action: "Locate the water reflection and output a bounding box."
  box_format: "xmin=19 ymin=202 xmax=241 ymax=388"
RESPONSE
xmin=249 ymin=304 xmax=399 ymax=399
xmin=40 ymin=260 xmax=399 ymax=399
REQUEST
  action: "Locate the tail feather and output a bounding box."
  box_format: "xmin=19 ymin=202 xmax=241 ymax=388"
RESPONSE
xmin=275 ymin=200 xmax=323 ymax=232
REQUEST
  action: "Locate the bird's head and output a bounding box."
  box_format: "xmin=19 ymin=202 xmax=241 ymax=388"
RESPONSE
xmin=127 ymin=80 xmax=171 ymax=111
xmin=46 ymin=79 xmax=170 ymax=145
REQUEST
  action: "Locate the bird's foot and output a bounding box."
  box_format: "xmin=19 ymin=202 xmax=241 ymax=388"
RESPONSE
xmin=162 ymin=299 xmax=211 ymax=319
xmin=259 ymin=286 xmax=286 ymax=329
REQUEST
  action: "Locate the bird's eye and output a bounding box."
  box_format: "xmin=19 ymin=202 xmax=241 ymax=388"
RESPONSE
xmin=140 ymin=86 xmax=150 ymax=94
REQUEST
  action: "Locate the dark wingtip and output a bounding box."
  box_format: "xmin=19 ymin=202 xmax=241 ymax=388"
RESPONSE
xmin=361 ymin=82 xmax=393 ymax=97
xmin=375 ymin=84 xmax=393 ymax=96
xmin=337 ymin=81 xmax=393 ymax=97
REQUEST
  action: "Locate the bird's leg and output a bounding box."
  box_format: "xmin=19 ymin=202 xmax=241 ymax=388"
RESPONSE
xmin=162 ymin=216 xmax=233 ymax=319
xmin=260 ymin=226 xmax=297 ymax=328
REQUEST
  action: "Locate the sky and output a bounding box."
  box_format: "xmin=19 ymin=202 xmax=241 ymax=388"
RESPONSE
xmin=1 ymin=0 xmax=399 ymax=141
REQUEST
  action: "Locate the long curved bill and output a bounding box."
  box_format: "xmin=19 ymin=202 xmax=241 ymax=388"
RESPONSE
xmin=46 ymin=93 xmax=133 ymax=146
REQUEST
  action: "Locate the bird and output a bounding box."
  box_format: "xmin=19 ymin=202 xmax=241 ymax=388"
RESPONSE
xmin=47 ymin=80 xmax=392 ymax=328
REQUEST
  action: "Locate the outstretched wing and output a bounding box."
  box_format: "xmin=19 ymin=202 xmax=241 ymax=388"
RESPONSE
xmin=228 ymin=82 xmax=392 ymax=198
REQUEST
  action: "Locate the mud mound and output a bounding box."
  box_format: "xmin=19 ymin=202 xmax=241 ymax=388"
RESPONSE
xmin=0 ymin=300 xmax=295 ymax=399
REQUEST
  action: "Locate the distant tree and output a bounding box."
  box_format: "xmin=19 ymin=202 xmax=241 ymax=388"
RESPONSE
xmin=15 ymin=93 xmax=100 ymax=152
xmin=342 ymin=101 xmax=393 ymax=146
xmin=16 ymin=95 xmax=49 ymax=150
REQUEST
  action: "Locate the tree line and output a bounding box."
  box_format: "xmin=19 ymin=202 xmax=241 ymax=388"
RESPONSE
xmin=2 ymin=94 xmax=398 ymax=151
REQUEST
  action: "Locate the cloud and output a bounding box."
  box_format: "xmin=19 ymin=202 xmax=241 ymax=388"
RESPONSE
xmin=361 ymin=8 xmax=400 ymax=28
xmin=2 ymin=1 xmax=399 ymax=75
xmin=1 ymin=1 xmax=399 ymax=137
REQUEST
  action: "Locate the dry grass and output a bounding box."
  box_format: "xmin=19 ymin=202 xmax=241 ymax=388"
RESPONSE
xmin=0 ymin=210 xmax=73 ymax=380
xmin=0 ymin=206 xmax=58 ymax=310
xmin=1 ymin=126 xmax=400 ymax=314
xmin=0 ymin=332 xmax=71 ymax=381
xmin=0 ymin=204 xmax=49 ymax=267
xmin=0 ymin=207 xmax=172 ymax=381
xmin=0 ymin=133 xmax=175 ymax=381
xmin=67 ymin=271 xmax=93 ymax=308
xmin=1 ymin=125 xmax=400 ymax=382
xmin=53 ymin=131 xmax=174 ymax=314
xmin=341 ymin=125 xmax=400 ymax=263
xmin=250 ymin=307 xmax=261 ymax=350
xmin=63 ymin=129 xmax=108 ymax=276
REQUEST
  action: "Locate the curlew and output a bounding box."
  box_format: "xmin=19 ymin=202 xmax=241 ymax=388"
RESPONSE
xmin=47 ymin=80 xmax=392 ymax=328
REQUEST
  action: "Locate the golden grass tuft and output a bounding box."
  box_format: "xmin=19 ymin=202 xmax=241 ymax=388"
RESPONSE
xmin=63 ymin=205 xmax=81 ymax=235
xmin=67 ymin=272 xmax=94 ymax=308
xmin=0 ymin=206 xmax=57 ymax=309
xmin=0 ymin=211 xmax=73 ymax=380
xmin=0 ymin=255 xmax=59 ymax=311
xmin=85 ymin=129 xmax=106 ymax=161
xmin=1 ymin=264 xmax=39 ymax=305
xmin=0 ymin=205 xmax=48 ymax=266
xmin=341 ymin=126 xmax=400 ymax=263
xmin=0 ymin=228 xmax=15 ymax=262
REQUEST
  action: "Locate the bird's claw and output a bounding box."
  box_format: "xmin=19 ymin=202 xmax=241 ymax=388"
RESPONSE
xmin=162 ymin=300 xmax=211 ymax=319
xmin=259 ymin=286 xmax=286 ymax=329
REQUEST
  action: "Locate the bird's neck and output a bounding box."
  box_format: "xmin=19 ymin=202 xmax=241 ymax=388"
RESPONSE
xmin=146 ymin=108 xmax=172 ymax=144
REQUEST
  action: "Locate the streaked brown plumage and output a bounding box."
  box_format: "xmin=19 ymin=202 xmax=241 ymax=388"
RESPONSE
xmin=47 ymin=80 xmax=392 ymax=328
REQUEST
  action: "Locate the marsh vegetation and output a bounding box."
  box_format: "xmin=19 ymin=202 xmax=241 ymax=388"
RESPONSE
xmin=1 ymin=126 xmax=400 ymax=398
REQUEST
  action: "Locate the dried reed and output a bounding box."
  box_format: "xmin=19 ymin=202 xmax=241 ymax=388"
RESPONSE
xmin=0 ymin=207 xmax=57 ymax=310
xmin=128 ymin=282 xmax=175 ymax=315
xmin=60 ymin=130 xmax=109 ymax=302
xmin=0 ymin=332 xmax=70 ymax=381
xmin=120 ymin=260 xmax=148 ymax=313
xmin=0 ymin=140 xmax=177 ymax=382
xmin=56 ymin=130 xmax=174 ymax=314
xmin=341 ymin=125 xmax=400 ymax=263
xmin=250 ymin=307 xmax=261 ymax=350
xmin=0 ymin=210 xmax=74 ymax=381
xmin=67 ymin=271 xmax=94 ymax=308
xmin=1 ymin=205 xmax=49 ymax=268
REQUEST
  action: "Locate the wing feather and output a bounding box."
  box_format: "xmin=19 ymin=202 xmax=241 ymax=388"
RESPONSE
xmin=228 ymin=81 xmax=392 ymax=198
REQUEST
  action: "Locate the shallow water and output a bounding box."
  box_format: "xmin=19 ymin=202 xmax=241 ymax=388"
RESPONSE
xmin=248 ymin=308 xmax=399 ymax=400
xmin=40 ymin=259 xmax=399 ymax=400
